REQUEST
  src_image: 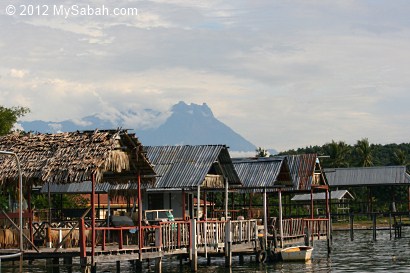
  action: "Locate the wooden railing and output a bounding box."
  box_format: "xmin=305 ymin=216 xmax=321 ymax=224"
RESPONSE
xmin=282 ymin=218 xmax=305 ymax=239
xmin=303 ymin=218 xmax=328 ymax=239
xmin=160 ymin=221 xmax=190 ymax=251
xmin=231 ymin=219 xmax=258 ymax=243
xmin=196 ymin=220 xmax=225 ymax=248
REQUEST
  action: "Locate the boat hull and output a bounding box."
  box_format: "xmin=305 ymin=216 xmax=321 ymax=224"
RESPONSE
xmin=281 ymin=246 xmax=313 ymax=261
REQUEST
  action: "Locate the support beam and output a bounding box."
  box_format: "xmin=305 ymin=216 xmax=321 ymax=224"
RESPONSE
xmin=263 ymin=188 xmax=268 ymax=251
xmin=197 ymin=186 xmax=201 ymax=220
xmin=279 ymin=189 xmax=283 ymax=248
xmin=91 ymin=173 xmax=96 ymax=266
xmin=225 ymin=179 xmax=229 ymax=219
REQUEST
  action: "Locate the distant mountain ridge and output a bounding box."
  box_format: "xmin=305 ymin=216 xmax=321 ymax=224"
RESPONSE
xmin=20 ymin=101 xmax=261 ymax=152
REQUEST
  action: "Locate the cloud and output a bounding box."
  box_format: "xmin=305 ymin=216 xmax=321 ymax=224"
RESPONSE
xmin=1 ymin=0 xmax=410 ymax=151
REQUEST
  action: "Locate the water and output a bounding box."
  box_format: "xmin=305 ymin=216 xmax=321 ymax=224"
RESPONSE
xmin=2 ymin=228 xmax=410 ymax=272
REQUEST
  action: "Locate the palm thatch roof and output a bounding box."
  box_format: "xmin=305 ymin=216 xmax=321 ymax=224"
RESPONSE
xmin=0 ymin=129 xmax=155 ymax=187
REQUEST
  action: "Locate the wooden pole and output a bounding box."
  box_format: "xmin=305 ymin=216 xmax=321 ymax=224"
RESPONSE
xmin=182 ymin=189 xmax=186 ymax=220
xmin=372 ymin=213 xmax=377 ymax=241
xmin=279 ymin=189 xmax=283 ymax=248
xmin=204 ymin=191 xmax=207 ymax=220
xmin=349 ymin=212 xmax=354 ymax=241
xmin=225 ymin=179 xmax=229 ymax=219
xmin=197 ymin=186 xmax=201 ymax=220
xmin=190 ymin=218 xmax=197 ymax=272
xmin=326 ymin=188 xmax=331 ymax=255
xmin=138 ymin=170 xmax=143 ymax=260
xmin=263 ymin=188 xmax=268 ymax=251
xmin=91 ymin=173 xmax=96 ymax=266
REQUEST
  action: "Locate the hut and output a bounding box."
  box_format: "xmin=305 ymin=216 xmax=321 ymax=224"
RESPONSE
xmin=325 ymin=166 xmax=410 ymax=215
xmin=0 ymin=129 xmax=155 ymax=266
xmin=143 ymin=145 xmax=242 ymax=220
xmin=232 ymin=154 xmax=331 ymax=253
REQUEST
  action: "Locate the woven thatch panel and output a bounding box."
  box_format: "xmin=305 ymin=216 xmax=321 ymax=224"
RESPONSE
xmin=0 ymin=130 xmax=155 ymax=187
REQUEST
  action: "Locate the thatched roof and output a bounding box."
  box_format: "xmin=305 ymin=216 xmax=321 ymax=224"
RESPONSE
xmin=0 ymin=130 xmax=155 ymax=187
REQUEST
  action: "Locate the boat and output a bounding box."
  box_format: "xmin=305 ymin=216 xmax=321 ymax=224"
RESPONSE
xmin=280 ymin=246 xmax=313 ymax=261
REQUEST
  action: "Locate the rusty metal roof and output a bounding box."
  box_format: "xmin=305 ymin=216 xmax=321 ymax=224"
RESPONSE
xmin=144 ymin=145 xmax=241 ymax=189
xmin=275 ymin=154 xmax=321 ymax=191
xmin=325 ymin=166 xmax=410 ymax=187
xmin=232 ymin=157 xmax=292 ymax=189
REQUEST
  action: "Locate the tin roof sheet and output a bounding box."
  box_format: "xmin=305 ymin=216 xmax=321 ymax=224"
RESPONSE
xmin=291 ymin=189 xmax=354 ymax=201
xmin=144 ymin=145 xmax=241 ymax=189
xmin=325 ymin=166 xmax=410 ymax=187
xmin=232 ymin=157 xmax=292 ymax=189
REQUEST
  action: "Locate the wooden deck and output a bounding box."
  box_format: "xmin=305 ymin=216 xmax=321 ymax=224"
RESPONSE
xmin=0 ymin=217 xmax=330 ymax=270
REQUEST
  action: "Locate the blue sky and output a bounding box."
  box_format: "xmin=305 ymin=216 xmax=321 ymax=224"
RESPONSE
xmin=1 ymin=0 xmax=409 ymax=151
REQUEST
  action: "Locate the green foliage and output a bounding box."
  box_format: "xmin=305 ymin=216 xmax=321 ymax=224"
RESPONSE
xmin=32 ymin=193 xmax=88 ymax=209
xmin=0 ymin=105 xmax=30 ymax=135
xmin=0 ymin=194 xmax=8 ymax=210
xmin=255 ymin=147 xmax=269 ymax=158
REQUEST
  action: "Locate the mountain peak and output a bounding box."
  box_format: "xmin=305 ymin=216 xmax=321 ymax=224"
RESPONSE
xmin=172 ymin=101 xmax=214 ymax=118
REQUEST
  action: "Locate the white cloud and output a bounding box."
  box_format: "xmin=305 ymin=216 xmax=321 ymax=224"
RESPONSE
xmin=1 ymin=0 xmax=410 ymax=151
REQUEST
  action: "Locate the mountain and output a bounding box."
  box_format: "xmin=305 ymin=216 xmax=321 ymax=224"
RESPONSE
xmin=136 ymin=101 xmax=256 ymax=151
xmin=20 ymin=101 xmax=259 ymax=152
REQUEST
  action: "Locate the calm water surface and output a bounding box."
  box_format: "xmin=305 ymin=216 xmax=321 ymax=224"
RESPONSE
xmin=2 ymin=228 xmax=410 ymax=272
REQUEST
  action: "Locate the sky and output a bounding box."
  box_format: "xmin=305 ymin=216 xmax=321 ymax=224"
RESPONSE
xmin=1 ymin=0 xmax=410 ymax=152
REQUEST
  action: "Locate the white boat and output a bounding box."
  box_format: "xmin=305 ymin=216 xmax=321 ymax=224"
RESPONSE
xmin=280 ymin=246 xmax=313 ymax=261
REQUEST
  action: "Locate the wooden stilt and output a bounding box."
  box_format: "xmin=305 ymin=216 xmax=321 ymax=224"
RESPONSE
xmin=349 ymin=212 xmax=354 ymax=241
xmin=155 ymin=257 xmax=163 ymax=273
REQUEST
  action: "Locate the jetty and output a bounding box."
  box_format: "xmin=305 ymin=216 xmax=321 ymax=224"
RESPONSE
xmin=0 ymin=130 xmax=332 ymax=272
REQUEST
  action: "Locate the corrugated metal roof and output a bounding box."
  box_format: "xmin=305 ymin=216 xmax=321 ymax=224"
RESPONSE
xmin=291 ymin=189 xmax=354 ymax=201
xmin=325 ymin=166 xmax=410 ymax=187
xmin=232 ymin=157 xmax=292 ymax=189
xmin=274 ymin=154 xmax=319 ymax=190
xmin=41 ymin=181 xmax=108 ymax=194
xmin=40 ymin=181 xmax=141 ymax=194
xmin=144 ymin=145 xmax=241 ymax=189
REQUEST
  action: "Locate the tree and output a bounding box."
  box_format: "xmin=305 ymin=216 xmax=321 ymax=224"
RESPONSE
xmin=324 ymin=140 xmax=351 ymax=167
xmin=255 ymin=147 xmax=269 ymax=158
xmin=0 ymin=106 xmax=30 ymax=135
xmin=354 ymin=138 xmax=373 ymax=167
xmin=393 ymin=149 xmax=408 ymax=166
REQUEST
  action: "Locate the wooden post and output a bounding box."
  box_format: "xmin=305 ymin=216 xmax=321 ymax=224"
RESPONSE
xmin=197 ymin=186 xmax=201 ymax=220
xmin=349 ymin=212 xmax=354 ymax=241
xmin=155 ymin=257 xmax=163 ymax=273
xmin=138 ymin=170 xmax=143 ymax=261
xmin=389 ymin=213 xmax=392 ymax=240
xmin=372 ymin=213 xmax=377 ymax=241
xmin=182 ymin=189 xmax=186 ymax=220
xmin=263 ymin=188 xmax=268 ymax=251
xmin=225 ymin=179 xmax=229 ymax=219
xmin=326 ymin=188 xmax=331 ymax=255
xmin=190 ymin=218 xmax=197 ymax=272
xmin=225 ymin=220 xmax=232 ymax=268
xmin=278 ymin=189 xmax=283 ymax=248
xmin=204 ymin=191 xmax=207 ymax=220
xmin=91 ymin=173 xmax=96 ymax=266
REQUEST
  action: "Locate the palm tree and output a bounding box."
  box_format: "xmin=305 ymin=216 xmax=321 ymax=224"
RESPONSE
xmin=326 ymin=140 xmax=351 ymax=167
xmin=393 ymin=149 xmax=408 ymax=166
xmin=255 ymin=147 xmax=269 ymax=158
xmin=355 ymin=138 xmax=373 ymax=167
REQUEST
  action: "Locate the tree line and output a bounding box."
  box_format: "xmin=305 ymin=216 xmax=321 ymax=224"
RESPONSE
xmin=276 ymin=138 xmax=410 ymax=171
